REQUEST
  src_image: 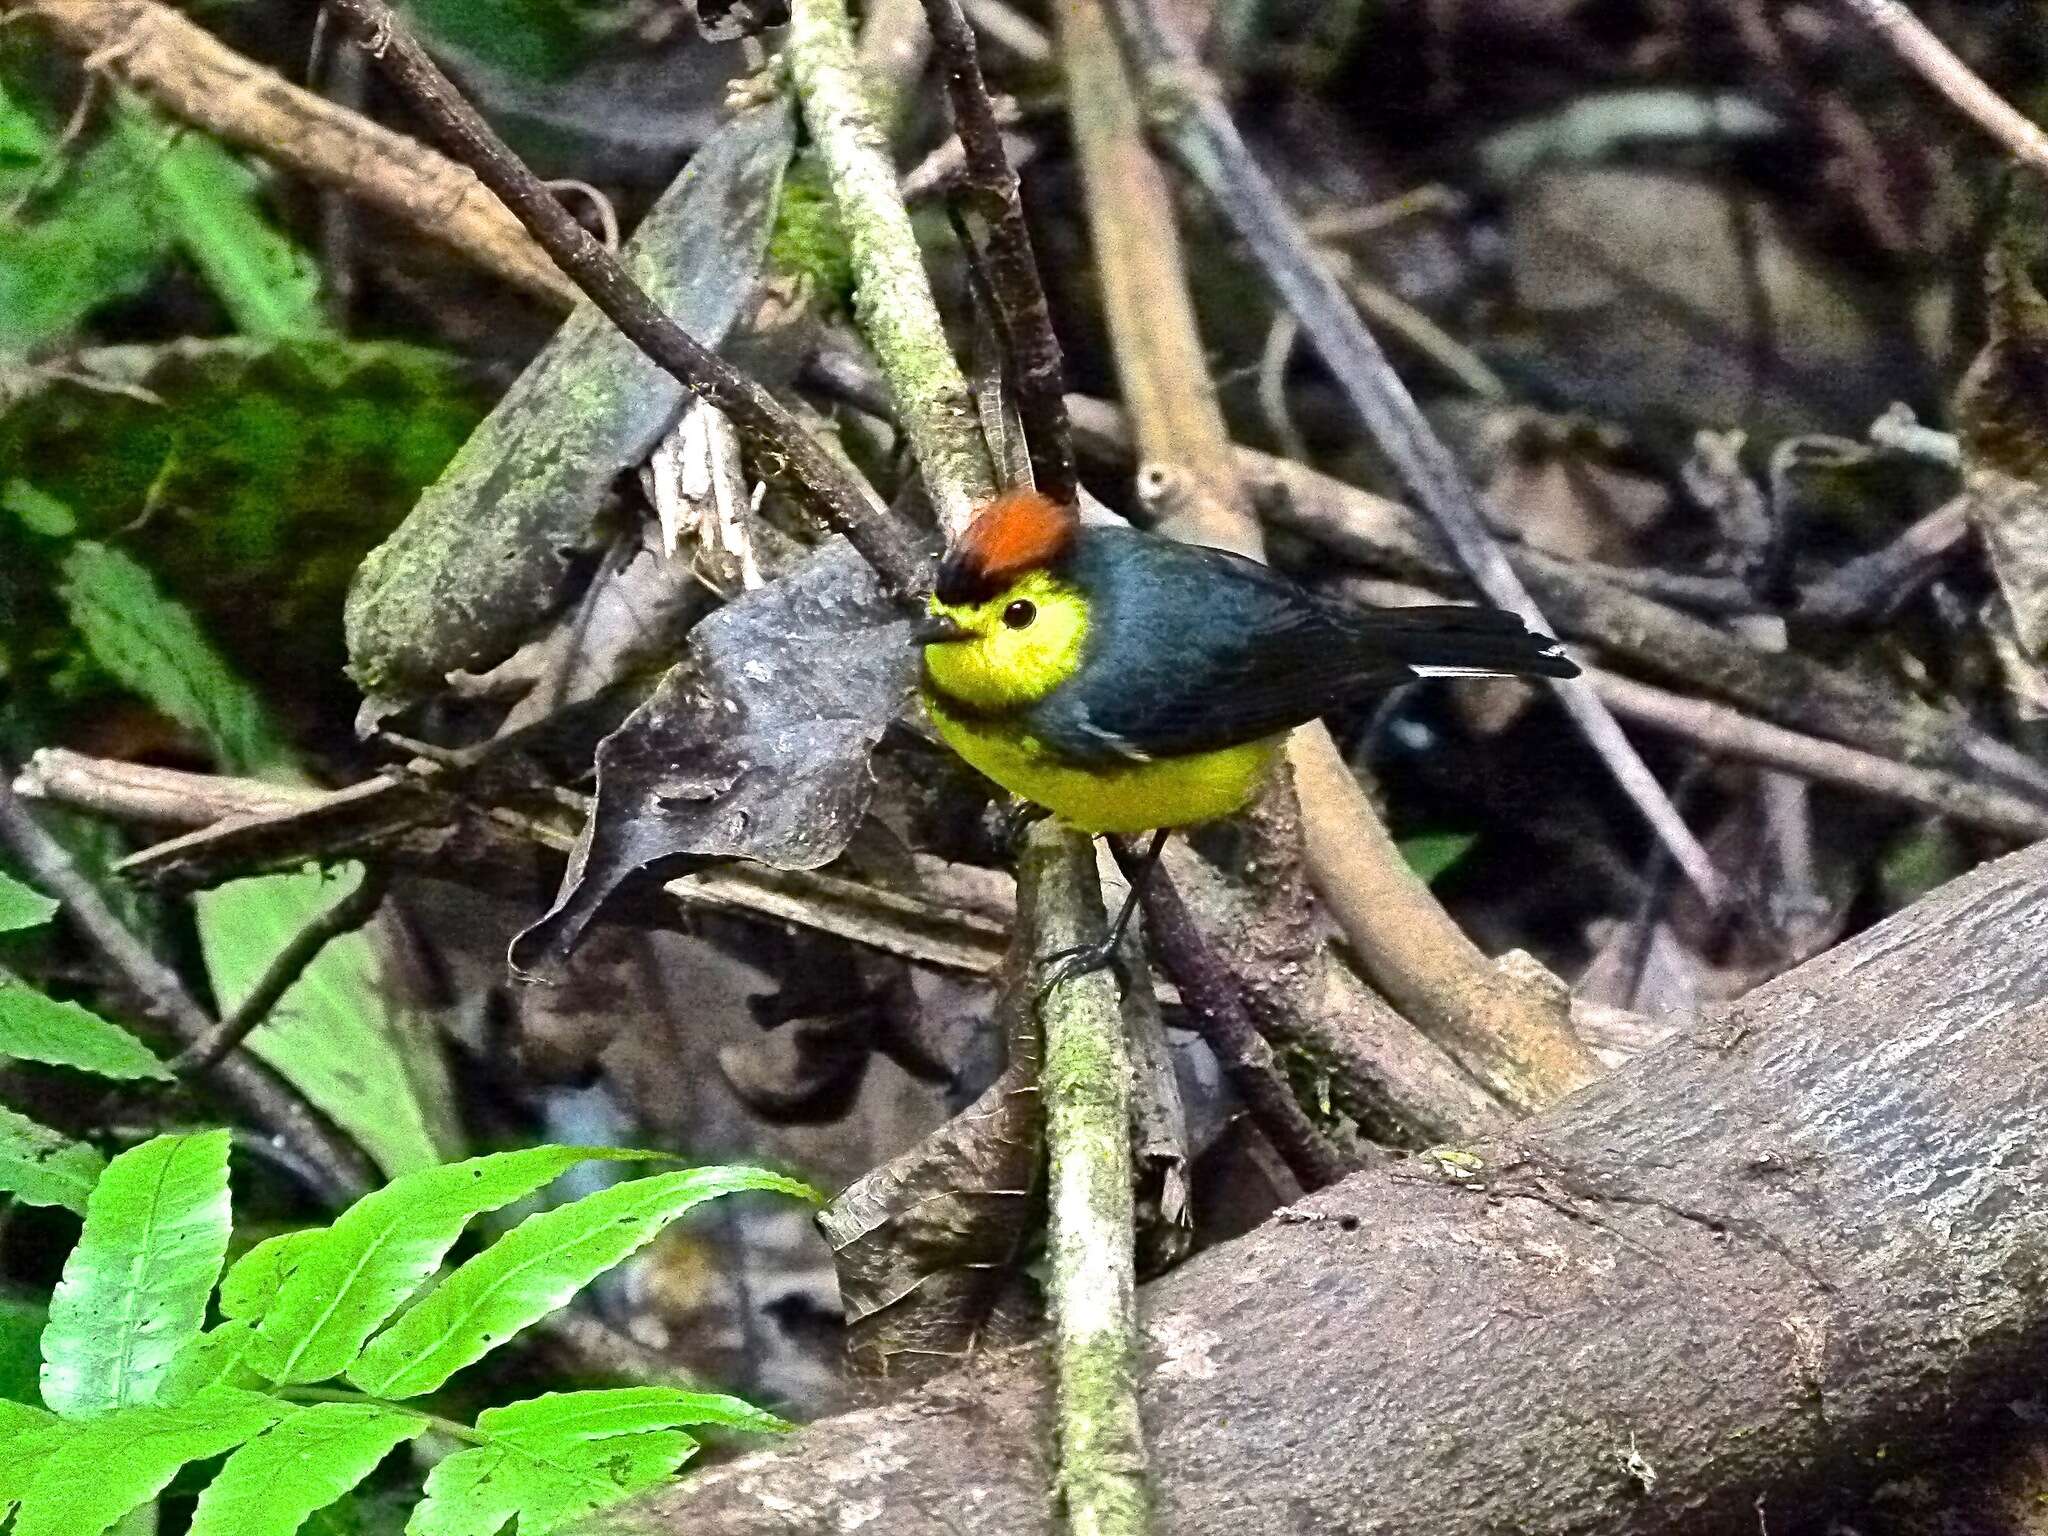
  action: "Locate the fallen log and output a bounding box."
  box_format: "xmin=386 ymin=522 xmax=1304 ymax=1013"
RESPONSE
xmin=603 ymin=838 xmax=2048 ymax=1535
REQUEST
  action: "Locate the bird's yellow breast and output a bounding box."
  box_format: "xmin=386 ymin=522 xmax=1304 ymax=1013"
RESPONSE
xmin=924 ymin=691 xmax=1282 ymax=835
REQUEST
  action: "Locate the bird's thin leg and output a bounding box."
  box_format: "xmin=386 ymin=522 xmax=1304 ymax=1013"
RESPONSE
xmin=1036 ymin=828 xmax=1170 ymax=1002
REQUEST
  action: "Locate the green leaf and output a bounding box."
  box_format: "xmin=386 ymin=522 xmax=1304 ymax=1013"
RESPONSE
xmin=10 ymin=1386 xmax=284 ymax=1536
xmin=1398 ymin=831 xmax=1478 ymax=885
xmin=481 ymin=1387 xmax=787 ymax=1442
xmin=2 ymin=477 xmax=78 ymax=538
xmin=109 ymin=97 xmax=328 ymax=341
xmin=0 ymin=1293 xmax=48 ymax=1405
xmin=220 ymin=1229 xmax=324 ymax=1321
xmin=56 ymin=537 xmax=455 ymax=1176
xmin=0 ymin=78 xmax=51 ymax=176
xmin=401 ymin=0 xmax=597 ymax=82
xmin=251 ymin=1146 xmax=650 ymax=1386
xmin=348 ymin=1165 xmax=815 ymax=1399
xmin=0 ymin=1401 xmax=63 ymax=1516
xmin=406 ymin=1428 xmax=694 ymax=1536
xmin=0 ymin=982 xmax=172 ymax=1081
xmin=0 ymin=870 xmax=56 ymax=932
xmin=40 ymin=1130 xmax=233 ymax=1418
xmin=196 ymin=869 xmax=454 ymax=1179
xmin=59 ymin=539 xmax=288 ymax=774
xmin=157 ymin=1320 xmax=271 ymax=1406
xmin=0 ymin=137 xmax=170 ymax=352
xmin=188 ymin=1401 xmax=428 ymax=1536
xmin=0 ymin=1103 xmax=104 ymax=1213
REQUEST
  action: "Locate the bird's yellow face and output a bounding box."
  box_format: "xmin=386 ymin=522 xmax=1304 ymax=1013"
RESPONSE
xmin=920 ymin=570 xmax=1089 ymax=713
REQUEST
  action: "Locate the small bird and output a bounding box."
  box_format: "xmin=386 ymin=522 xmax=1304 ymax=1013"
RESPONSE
xmin=913 ymin=489 xmax=1579 ymax=986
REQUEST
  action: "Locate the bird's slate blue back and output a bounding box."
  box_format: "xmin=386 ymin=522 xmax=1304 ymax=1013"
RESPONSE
xmin=1024 ymin=531 xmax=1417 ymax=762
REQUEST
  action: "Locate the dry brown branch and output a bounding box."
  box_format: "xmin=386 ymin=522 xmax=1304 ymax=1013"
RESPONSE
xmin=1836 ymin=0 xmax=2048 ymax=181
xmin=14 ymin=750 xmax=1022 ymax=978
xmin=1056 ymin=0 xmax=1598 ymax=1112
xmin=600 ymin=834 xmax=2048 ymax=1535
xmin=1103 ymin=0 xmax=1727 ymax=909
xmin=1118 ymin=840 xmax=1350 ymax=1191
xmin=3 ymin=0 xmax=576 ymax=307
xmin=0 ymin=771 xmax=374 ymax=1205
xmin=921 ymin=0 xmax=1078 ymax=507
xmin=1158 ymin=817 xmax=1510 ymax=1145
xmin=1058 ymin=0 xmax=1245 ymax=554
xmin=1585 ymin=666 xmax=2048 ymax=841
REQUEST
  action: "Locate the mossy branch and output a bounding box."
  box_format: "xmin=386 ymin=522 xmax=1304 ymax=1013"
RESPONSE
xmin=1023 ymin=824 xmax=1151 ymax=1536
xmin=785 ymin=6 xmax=1149 ymax=1529
xmin=789 ymin=0 xmax=994 ymax=533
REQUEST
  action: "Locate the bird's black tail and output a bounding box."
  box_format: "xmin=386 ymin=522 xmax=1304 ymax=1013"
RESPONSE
xmin=1354 ymin=604 xmax=1578 ymax=681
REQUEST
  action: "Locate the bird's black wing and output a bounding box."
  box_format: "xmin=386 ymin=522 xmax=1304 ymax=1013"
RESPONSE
xmin=1026 ymin=537 xmax=1417 ymax=762
xmin=1028 ymin=533 xmax=1571 ymax=763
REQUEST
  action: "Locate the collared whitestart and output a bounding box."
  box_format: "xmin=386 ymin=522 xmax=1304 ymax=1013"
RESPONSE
xmin=915 ymin=490 xmax=1577 ymax=985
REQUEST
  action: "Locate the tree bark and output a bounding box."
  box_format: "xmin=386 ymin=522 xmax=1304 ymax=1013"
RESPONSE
xmin=601 ymin=839 xmax=2048 ymax=1535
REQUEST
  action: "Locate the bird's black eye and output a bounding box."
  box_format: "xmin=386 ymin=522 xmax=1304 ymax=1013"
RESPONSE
xmin=1002 ymin=599 xmax=1036 ymax=629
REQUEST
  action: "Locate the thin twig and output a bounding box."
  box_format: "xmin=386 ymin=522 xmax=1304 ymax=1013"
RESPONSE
xmin=171 ymin=869 xmax=392 ymax=1075
xmin=318 ymin=0 xmax=926 ymax=599
xmin=1585 ymin=667 xmax=2048 ymax=841
xmin=1117 ymin=841 xmax=1349 ymax=1191
xmin=1104 ymin=0 xmax=1728 ymax=909
xmin=6 ymin=0 xmax=575 ymax=305
xmin=1057 ymin=0 xmax=1598 ymax=1111
xmin=1835 ymin=0 xmax=2048 ymax=181
xmin=963 ymin=0 xmax=1052 ymax=64
xmin=16 ymin=749 xmax=1032 ymax=979
xmin=921 ymin=0 xmax=1079 ymax=507
xmin=0 ymin=772 xmax=373 ymax=1204
xmin=1797 ymin=494 xmax=1971 ymax=623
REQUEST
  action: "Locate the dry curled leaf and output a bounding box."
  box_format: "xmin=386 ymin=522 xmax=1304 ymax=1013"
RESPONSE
xmin=509 ymin=540 xmax=917 ymax=979
xmin=814 ymin=1000 xmax=1042 ymax=1375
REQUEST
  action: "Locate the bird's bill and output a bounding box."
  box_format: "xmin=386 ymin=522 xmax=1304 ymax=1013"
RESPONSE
xmin=911 ymin=613 xmax=971 ymax=645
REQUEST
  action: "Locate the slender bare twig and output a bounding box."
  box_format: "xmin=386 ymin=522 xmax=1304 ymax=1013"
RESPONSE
xmin=1798 ymin=494 xmax=1971 ymax=623
xmin=1117 ymin=842 xmax=1349 ymax=1191
xmin=1585 ymin=667 xmax=2048 ymax=841
xmin=963 ymin=0 xmax=1052 ymax=63
xmin=5 ymin=0 xmax=575 ymax=306
xmin=1239 ymin=445 xmax=2048 ymax=808
xmin=318 ymin=0 xmax=926 ymax=599
xmin=1835 ymin=0 xmax=2048 ymax=181
xmin=171 ymin=869 xmax=392 ymax=1075
xmin=1057 ymin=0 xmax=1598 ymax=1111
xmin=16 ymin=750 xmax=1030 ymax=978
xmin=0 ymin=773 xmax=373 ymax=1204
xmin=921 ymin=0 xmax=1078 ymax=507
xmin=1102 ymin=0 xmax=1728 ymax=909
